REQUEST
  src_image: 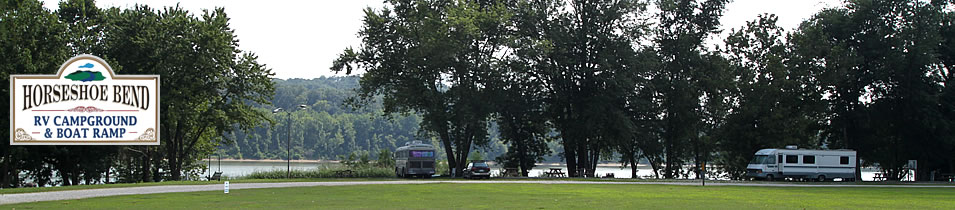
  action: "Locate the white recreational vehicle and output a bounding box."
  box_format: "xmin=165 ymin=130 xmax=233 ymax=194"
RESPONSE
xmin=745 ymin=146 xmax=856 ymax=181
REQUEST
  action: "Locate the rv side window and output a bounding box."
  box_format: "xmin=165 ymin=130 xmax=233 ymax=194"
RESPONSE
xmin=803 ymin=155 xmax=815 ymax=164
xmin=786 ymin=155 xmax=798 ymax=164
xmin=778 ymin=155 xmax=783 ymax=163
xmin=840 ymin=156 xmax=849 ymax=165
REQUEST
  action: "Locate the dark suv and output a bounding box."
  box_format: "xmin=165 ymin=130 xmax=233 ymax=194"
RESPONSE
xmin=463 ymin=161 xmax=491 ymax=179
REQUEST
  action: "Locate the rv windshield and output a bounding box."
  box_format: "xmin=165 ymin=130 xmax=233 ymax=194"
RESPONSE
xmin=750 ymin=155 xmax=775 ymax=164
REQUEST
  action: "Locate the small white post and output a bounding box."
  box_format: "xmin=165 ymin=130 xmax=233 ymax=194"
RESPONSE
xmin=224 ymin=181 xmax=230 ymax=194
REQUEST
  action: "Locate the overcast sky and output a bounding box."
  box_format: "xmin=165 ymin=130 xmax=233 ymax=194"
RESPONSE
xmin=41 ymin=0 xmax=842 ymax=79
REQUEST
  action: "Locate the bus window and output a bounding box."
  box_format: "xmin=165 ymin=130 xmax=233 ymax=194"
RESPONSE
xmin=411 ymin=151 xmax=434 ymax=158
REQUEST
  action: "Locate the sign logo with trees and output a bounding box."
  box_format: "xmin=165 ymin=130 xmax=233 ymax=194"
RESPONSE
xmin=10 ymin=55 xmax=160 ymax=145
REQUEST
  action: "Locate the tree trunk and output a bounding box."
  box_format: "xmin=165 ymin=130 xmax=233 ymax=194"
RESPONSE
xmin=629 ymin=151 xmax=638 ymax=179
xmin=438 ymin=128 xmax=457 ymax=177
xmin=576 ymin=140 xmax=588 ymax=177
xmin=11 ymin=171 xmax=19 ymax=188
xmin=562 ymin=136 xmax=577 ymax=177
xmin=695 ymin=141 xmax=704 ymax=179
xmin=61 ymin=171 xmax=72 ymax=186
xmin=38 ymin=172 xmax=49 ymax=187
xmin=589 ymin=141 xmax=599 ymax=177
xmin=518 ymin=132 xmax=529 ymax=177
xmin=643 ymin=153 xmax=660 ymax=179
xmin=665 ymin=140 xmax=674 ymax=179
xmin=664 ymin=117 xmax=675 ymax=179
xmin=71 ymin=168 xmax=80 ymax=186
xmin=168 ymin=142 xmax=180 ymax=180
xmin=168 ymin=115 xmax=185 ymax=181
xmin=947 ymin=158 xmax=954 ymax=178
xmin=141 ymin=147 xmax=152 ymax=182
xmin=0 ymin=151 xmax=12 ymax=188
xmin=152 ymin=154 xmax=162 ymax=182
xmin=850 ymin=130 xmax=862 ymax=183
xmin=454 ymin=129 xmax=473 ymax=178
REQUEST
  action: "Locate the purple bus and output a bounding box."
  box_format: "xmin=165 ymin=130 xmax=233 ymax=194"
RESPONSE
xmin=394 ymin=141 xmax=436 ymax=178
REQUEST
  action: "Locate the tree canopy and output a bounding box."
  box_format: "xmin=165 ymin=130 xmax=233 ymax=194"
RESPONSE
xmin=334 ymin=0 xmax=955 ymax=180
xmin=1 ymin=0 xmax=274 ymax=185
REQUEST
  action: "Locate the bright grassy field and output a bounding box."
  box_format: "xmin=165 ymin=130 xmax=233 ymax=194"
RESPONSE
xmin=4 ymin=183 xmax=953 ymax=209
xmin=0 ymin=178 xmax=392 ymax=195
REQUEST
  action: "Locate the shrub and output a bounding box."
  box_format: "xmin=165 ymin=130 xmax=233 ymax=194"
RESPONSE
xmin=244 ymin=166 xmax=394 ymax=179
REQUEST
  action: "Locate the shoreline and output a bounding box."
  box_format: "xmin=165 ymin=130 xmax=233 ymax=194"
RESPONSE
xmin=204 ymin=159 xmax=641 ymax=167
xmin=202 ymin=159 xmax=340 ymax=163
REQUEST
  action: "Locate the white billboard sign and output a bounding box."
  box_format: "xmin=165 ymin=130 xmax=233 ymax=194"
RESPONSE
xmin=10 ymin=55 xmax=160 ymax=145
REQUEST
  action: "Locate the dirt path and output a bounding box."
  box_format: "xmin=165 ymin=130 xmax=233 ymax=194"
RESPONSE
xmin=3 ymin=180 xmax=953 ymax=205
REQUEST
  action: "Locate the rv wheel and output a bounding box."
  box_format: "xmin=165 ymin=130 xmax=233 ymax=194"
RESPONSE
xmin=766 ymin=174 xmax=774 ymax=181
xmin=817 ymin=175 xmax=826 ymax=182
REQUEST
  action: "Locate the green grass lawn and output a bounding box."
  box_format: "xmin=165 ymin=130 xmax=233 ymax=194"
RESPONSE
xmin=2 ymin=177 xmax=949 ymax=195
xmin=4 ymin=183 xmax=953 ymax=209
xmin=0 ymin=178 xmax=403 ymax=195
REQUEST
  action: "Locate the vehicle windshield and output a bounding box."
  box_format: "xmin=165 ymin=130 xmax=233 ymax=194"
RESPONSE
xmin=750 ymin=155 xmax=774 ymax=164
xmin=410 ymin=150 xmax=434 ymax=158
xmin=472 ymin=162 xmax=489 ymax=168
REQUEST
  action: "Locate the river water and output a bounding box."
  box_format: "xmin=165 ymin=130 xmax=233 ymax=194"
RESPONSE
xmin=206 ymin=160 xmax=893 ymax=181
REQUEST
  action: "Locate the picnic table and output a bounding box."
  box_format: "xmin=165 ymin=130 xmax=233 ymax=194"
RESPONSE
xmin=942 ymin=173 xmax=955 ymax=182
xmin=503 ymin=168 xmax=520 ymax=177
xmin=873 ymin=173 xmax=887 ymax=181
xmin=206 ymin=171 xmax=222 ymax=181
xmin=545 ymin=168 xmax=565 ymax=177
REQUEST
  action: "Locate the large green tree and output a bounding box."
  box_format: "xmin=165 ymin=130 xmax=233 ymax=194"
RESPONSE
xmin=2 ymin=0 xmax=275 ymax=184
xmin=790 ymin=0 xmax=954 ymax=180
xmin=506 ymin=0 xmax=649 ymax=177
xmin=651 ymin=0 xmax=729 ymax=179
xmin=101 ymin=5 xmax=275 ymax=181
xmin=491 ymin=19 xmax=552 ymax=175
xmin=0 ymin=0 xmax=72 ymax=187
xmin=939 ymin=0 xmax=955 ymax=177
xmin=332 ymin=0 xmax=511 ymax=176
xmin=716 ymin=14 xmax=824 ymax=179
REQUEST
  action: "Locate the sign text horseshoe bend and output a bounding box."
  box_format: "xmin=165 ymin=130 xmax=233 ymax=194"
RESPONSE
xmin=10 ymin=55 xmax=160 ymax=145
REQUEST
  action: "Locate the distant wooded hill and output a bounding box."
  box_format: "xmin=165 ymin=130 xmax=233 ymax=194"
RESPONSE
xmin=217 ymin=76 xmax=514 ymax=161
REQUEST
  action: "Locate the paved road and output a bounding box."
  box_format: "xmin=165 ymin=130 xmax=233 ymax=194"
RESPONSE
xmin=3 ymin=180 xmax=953 ymax=205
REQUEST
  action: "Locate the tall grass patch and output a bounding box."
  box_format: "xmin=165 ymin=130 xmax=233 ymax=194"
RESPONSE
xmin=244 ymin=166 xmax=393 ymax=179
